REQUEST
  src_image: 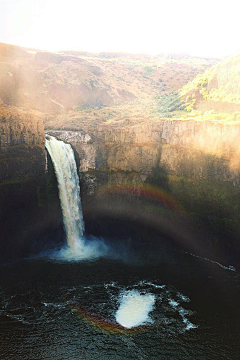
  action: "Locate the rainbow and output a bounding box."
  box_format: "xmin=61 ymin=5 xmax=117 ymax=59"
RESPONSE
xmin=98 ymin=183 xmax=185 ymax=215
xmin=69 ymin=301 xmax=152 ymax=335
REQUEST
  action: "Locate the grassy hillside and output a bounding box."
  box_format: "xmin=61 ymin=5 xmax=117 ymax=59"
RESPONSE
xmin=180 ymin=54 xmax=240 ymax=104
xmin=156 ymin=53 xmax=240 ymax=124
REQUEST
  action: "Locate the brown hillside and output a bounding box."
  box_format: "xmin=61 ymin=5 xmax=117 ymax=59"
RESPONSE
xmin=0 ymin=43 xmax=217 ymax=119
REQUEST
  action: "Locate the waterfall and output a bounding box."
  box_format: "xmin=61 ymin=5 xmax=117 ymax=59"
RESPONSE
xmin=45 ymin=135 xmax=85 ymax=251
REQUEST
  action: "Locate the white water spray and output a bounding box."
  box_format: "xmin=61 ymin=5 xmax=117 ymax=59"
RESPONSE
xmin=115 ymin=289 xmax=155 ymax=328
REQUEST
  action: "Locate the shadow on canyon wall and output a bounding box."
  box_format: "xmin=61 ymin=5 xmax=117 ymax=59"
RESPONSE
xmin=0 ymin=153 xmax=64 ymax=261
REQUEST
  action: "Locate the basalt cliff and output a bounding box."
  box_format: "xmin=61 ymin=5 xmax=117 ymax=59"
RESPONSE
xmin=0 ymin=105 xmax=45 ymax=182
xmin=0 ymin=105 xmax=63 ymax=259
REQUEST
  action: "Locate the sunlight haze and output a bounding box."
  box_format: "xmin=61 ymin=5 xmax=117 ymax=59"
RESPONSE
xmin=1 ymin=0 xmax=240 ymax=57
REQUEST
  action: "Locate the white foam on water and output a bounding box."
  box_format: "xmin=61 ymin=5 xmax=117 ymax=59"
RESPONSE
xmin=183 ymin=251 xmax=236 ymax=272
xmin=115 ymin=289 xmax=155 ymax=328
xmin=143 ymin=281 xmax=166 ymax=289
xmin=180 ymin=309 xmax=197 ymax=331
xmin=177 ymin=293 xmax=190 ymax=302
xmin=43 ymin=302 xmax=66 ymax=309
xmin=169 ymin=299 xmax=179 ymax=307
xmin=169 ymin=296 xmax=198 ymax=331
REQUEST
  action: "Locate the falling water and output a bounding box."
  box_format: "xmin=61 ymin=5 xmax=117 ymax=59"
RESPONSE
xmin=45 ymin=135 xmax=85 ymax=251
xmin=45 ymin=135 xmax=108 ymax=260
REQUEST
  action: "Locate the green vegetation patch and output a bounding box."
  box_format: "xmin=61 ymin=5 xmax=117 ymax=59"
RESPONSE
xmin=153 ymin=92 xmax=186 ymax=117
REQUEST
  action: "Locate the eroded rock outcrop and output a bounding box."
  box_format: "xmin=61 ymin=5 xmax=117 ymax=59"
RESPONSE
xmin=0 ymin=105 xmax=46 ymax=182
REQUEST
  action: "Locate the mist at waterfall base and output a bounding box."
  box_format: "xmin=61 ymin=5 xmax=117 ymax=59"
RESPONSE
xmin=1 ymin=136 xmax=240 ymax=359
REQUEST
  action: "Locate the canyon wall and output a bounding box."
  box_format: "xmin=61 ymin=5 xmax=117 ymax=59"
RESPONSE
xmin=0 ymin=106 xmax=63 ymax=260
xmin=49 ymin=120 xmax=240 ymax=264
xmin=49 ymin=119 xmax=240 ymax=185
xmin=1 ymin=108 xmax=240 ymax=262
xmin=0 ymin=105 xmax=46 ymax=182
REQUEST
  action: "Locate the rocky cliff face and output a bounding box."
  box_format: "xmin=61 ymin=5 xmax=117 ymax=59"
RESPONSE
xmin=0 ymin=105 xmax=64 ymax=260
xmin=0 ymin=105 xmax=46 ymax=182
xmin=49 ymin=119 xmax=240 ymax=184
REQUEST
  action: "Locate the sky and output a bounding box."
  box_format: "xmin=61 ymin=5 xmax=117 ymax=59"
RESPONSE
xmin=1 ymin=0 xmax=240 ymax=58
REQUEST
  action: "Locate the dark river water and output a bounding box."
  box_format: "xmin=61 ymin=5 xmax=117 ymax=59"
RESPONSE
xmin=0 ymin=249 xmax=240 ymax=360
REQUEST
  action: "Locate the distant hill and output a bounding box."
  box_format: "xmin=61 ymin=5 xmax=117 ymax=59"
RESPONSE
xmin=61 ymin=50 xmax=219 ymax=61
xmin=0 ymin=43 xmax=30 ymax=62
xmin=0 ymin=42 xmax=218 ymax=118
